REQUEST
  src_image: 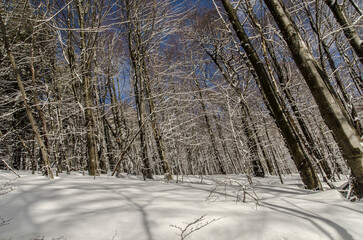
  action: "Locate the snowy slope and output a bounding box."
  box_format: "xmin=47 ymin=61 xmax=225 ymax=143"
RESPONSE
xmin=0 ymin=171 xmax=362 ymax=240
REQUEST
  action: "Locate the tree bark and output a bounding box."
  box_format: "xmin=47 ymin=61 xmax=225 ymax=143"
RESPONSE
xmin=220 ymin=0 xmax=322 ymax=190
xmin=195 ymin=79 xmax=227 ymax=174
xmin=0 ymin=12 xmax=53 ymax=178
xmin=144 ymin=74 xmax=172 ymax=180
xmin=75 ymin=0 xmax=99 ymax=176
xmin=323 ymin=0 xmax=363 ymax=64
xmin=264 ymin=0 xmax=363 ymax=198
xmin=304 ymin=4 xmax=362 ymax=137
xmin=203 ymin=46 xmax=265 ymax=176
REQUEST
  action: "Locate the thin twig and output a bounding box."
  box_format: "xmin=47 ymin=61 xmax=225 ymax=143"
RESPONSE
xmin=0 ymin=159 xmax=20 ymax=178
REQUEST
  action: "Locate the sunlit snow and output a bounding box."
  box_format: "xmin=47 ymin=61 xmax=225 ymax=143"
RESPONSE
xmin=0 ymin=171 xmax=362 ymax=240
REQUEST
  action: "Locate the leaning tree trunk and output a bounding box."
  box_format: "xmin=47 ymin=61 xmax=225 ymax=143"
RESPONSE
xmin=143 ymin=65 xmax=172 ymax=180
xmin=304 ymin=4 xmax=362 ymax=138
xmin=263 ymin=0 xmax=363 ymax=198
xmin=240 ymin=103 xmax=265 ymax=177
xmin=246 ymin=4 xmax=331 ymax=178
xmin=266 ymin=43 xmax=333 ymax=180
xmin=323 ymin=0 xmax=363 ymax=64
xmin=220 ymin=0 xmax=322 ymax=190
xmin=195 ymin=79 xmax=227 ymax=175
xmin=204 ymin=47 xmax=266 ymax=177
xmin=0 ymin=12 xmax=53 ymax=178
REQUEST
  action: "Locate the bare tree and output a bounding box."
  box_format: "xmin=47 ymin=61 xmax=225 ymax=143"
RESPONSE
xmin=263 ymin=0 xmax=363 ymax=198
xmin=0 ymin=10 xmax=53 ymax=178
xmin=323 ymin=0 xmax=363 ymax=64
xmin=219 ymin=0 xmax=322 ymax=190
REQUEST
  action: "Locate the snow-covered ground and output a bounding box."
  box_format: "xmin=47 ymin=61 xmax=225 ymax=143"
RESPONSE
xmin=0 ymin=171 xmax=362 ymax=240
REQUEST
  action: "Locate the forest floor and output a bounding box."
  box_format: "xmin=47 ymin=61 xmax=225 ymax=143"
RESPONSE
xmin=0 ymin=170 xmax=362 ymax=240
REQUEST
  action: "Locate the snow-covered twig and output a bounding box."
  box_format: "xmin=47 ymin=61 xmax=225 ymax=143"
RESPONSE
xmin=0 ymin=159 xmax=20 ymax=178
xmin=0 ymin=177 xmax=17 ymax=195
xmin=31 ymin=236 xmax=66 ymax=240
xmin=170 ymin=214 xmax=223 ymax=240
xmin=0 ymin=216 xmax=12 ymax=227
xmin=0 ymin=178 xmax=15 ymax=229
xmin=207 ymin=178 xmax=260 ymax=209
xmin=111 ymin=230 xmax=117 ymax=240
xmin=338 ymin=175 xmax=359 ymax=202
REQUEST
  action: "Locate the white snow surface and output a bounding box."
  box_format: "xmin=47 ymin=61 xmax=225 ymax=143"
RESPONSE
xmin=0 ymin=171 xmax=362 ymax=240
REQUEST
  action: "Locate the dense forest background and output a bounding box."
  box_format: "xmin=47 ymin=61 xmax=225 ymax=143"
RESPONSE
xmin=0 ymin=0 xmax=362 ymax=197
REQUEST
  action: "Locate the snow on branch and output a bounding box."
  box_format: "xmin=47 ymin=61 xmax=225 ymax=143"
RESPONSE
xmin=170 ymin=214 xmax=223 ymax=240
xmin=206 ymin=178 xmax=260 ymax=209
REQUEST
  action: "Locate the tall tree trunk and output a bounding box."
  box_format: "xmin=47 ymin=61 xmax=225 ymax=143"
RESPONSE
xmin=220 ymin=0 xmax=322 ymax=190
xmin=203 ymin=46 xmax=265 ymax=177
xmin=129 ymin=46 xmax=153 ymax=179
xmin=266 ymin=43 xmax=333 ymax=180
xmin=75 ymin=0 xmax=99 ymax=176
xmin=0 ymin=12 xmax=53 ymax=178
xmin=195 ymin=79 xmax=227 ymax=174
xmin=263 ymin=118 xmax=283 ymax=184
xmin=133 ymin=74 xmax=153 ymax=180
xmin=30 ymin=34 xmax=53 ymax=172
xmin=304 ymin=4 xmax=362 ymax=137
xmin=213 ymin=114 xmax=238 ymax=173
xmin=95 ymin=81 xmax=108 ymax=174
xmin=240 ymin=102 xmax=265 ymax=177
xmin=246 ymin=2 xmax=330 ymax=178
xmin=264 ymin=0 xmax=363 ymax=197
xmin=323 ymin=0 xmax=363 ymax=64
xmin=144 ymin=75 xmax=172 ymax=180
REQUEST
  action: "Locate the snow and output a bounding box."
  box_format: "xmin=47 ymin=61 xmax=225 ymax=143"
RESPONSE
xmin=1 ymin=171 xmax=362 ymax=240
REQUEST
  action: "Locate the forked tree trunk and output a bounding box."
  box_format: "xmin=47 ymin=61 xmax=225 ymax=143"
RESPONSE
xmin=263 ymin=0 xmax=363 ymax=198
xmin=129 ymin=41 xmax=153 ymax=179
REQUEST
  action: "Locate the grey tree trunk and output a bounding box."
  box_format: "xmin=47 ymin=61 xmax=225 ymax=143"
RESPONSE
xmin=304 ymin=4 xmax=362 ymax=138
xmin=144 ymin=75 xmax=172 ymax=180
xmin=213 ymin=113 xmax=239 ymax=174
xmin=323 ymin=0 xmax=363 ymax=64
xmin=203 ymin=46 xmax=265 ymax=177
xmin=263 ymin=0 xmax=363 ymax=198
xmin=0 ymin=12 xmax=54 ymax=178
xmin=195 ymin=79 xmax=227 ymax=174
xmin=131 ymin=60 xmax=153 ymax=180
xmin=266 ymin=43 xmax=333 ymax=180
xmin=221 ymin=0 xmax=322 ymax=190
xmin=75 ymin=0 xmax=98 ymax=176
